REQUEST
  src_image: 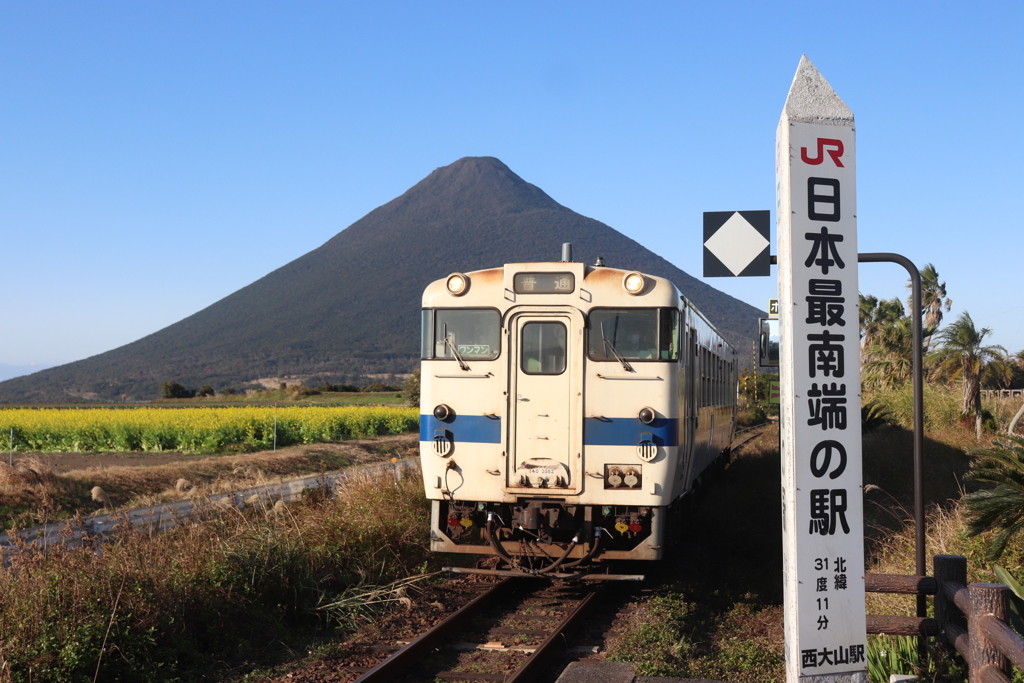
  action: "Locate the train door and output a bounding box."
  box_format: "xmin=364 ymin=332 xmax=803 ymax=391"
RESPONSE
xmin=507 ymin=309 xmax=583 ymax=493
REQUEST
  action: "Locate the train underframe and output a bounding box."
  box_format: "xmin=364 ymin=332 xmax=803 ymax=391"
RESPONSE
xmin=428 ymin=448 xmax=730 ymax=574
xmin=429 ymin=496 xmax=691 ymax=572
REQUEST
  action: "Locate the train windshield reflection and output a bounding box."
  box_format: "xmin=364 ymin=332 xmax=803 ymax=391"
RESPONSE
xmin=587 ymin=308 xmax=679 ymax=361
xmin=422 ymin=309 xmax=500 ymax=360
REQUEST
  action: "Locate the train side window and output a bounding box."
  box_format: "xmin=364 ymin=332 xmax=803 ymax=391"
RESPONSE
xmin=705 ymin=349 xmax=711 ymax=407
xmin=659 ymin=309 xmax=680 ymax=361
xmin=521 ymin=321 xmax=567 ymax=375
xmin=716 ymin=358 xmax=724 ymax=405
xmin=426 ymin=309 xmax=501 ymax=360
xmin=706 ymin=350 xmax=712 ymax=406
xmin=699 ymin=347 xmax=706 ymax=407
xmin=421 ymin=309 xmax=433 ymax=359
xmin=718 ymin=360 xmax=723 ymax=405
xmin=678 ymin=323 xmax=686 ymax=366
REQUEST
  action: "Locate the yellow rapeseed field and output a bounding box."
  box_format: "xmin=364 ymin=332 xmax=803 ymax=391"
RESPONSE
xmin=0 ymin=405 xmax=419 ymax=453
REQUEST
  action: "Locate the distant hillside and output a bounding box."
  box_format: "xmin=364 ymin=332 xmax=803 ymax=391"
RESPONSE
xmin=0 ymin=157 xmax=764 ymax=403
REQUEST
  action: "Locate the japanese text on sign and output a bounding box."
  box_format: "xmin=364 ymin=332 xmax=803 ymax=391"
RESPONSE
xmin=513 ymin=272 xmax=575 ymax=294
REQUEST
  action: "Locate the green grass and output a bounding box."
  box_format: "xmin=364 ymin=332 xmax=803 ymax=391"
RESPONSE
xmin=608 ymin=426 xmax=786 ymax=682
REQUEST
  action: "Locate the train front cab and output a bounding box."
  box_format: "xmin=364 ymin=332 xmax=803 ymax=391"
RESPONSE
xmin=420 ymin=261 xmax=736 ymax=568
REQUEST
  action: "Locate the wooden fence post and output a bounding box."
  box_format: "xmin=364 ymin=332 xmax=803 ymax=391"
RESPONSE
xmin=935 ymin=555 xmax=968 ymax=636
xmin=969 ymin=583 xmax=1010 ymax=682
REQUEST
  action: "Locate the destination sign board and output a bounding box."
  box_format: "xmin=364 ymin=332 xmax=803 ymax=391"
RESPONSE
xmin=513 ymin=272 xmax=575 ymax=294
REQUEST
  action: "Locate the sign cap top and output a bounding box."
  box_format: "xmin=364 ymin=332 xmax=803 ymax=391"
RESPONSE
xmin=783 ymin=55 xmax=854 ymax=126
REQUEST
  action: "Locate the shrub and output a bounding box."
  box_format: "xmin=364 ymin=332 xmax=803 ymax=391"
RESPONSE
xmin=865 ymin=382 xmax=962 ymax=431
xmin=861 ymin=400 xmax=894 ymax=433
xmin=362 ymin=383 xmax=399 ymax=393
xmin=403 ymin=370 xmax=420 ymax=407
xmin=737 ymin=403 xmax=766 ymax=428
xmin=290 ymin=386 xmax=319 ymax=399
xmin=314 ymin=383 xmax=361 ymax=393
xmin=964 ymin=435 xmax=1024 ymax=561
xmin=161 ymin=381 xmax=195 ymax=399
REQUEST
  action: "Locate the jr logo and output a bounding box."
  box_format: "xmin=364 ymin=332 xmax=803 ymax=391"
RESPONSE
xmin=801 ymin=138 xmax=844 ymax=167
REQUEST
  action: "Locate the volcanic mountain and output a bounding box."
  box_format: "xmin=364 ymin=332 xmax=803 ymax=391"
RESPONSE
xmin=0 ymin=157 xmax=763 ymax=403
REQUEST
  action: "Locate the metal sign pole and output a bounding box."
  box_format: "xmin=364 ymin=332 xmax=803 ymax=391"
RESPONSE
xmin=777 ymin=56 xmax=867 ymax=682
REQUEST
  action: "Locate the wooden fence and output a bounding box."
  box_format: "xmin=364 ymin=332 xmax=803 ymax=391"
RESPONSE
xmin=868 ymin=554 xmax=1024 ymax=682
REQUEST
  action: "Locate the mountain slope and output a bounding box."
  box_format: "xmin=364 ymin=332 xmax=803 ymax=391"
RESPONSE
xmin=0 ymin=157 xmax=763 ymax=402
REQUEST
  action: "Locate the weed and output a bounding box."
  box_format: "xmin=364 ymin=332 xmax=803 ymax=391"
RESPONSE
xmin=316 ymin=573 xmax=434 ymax=629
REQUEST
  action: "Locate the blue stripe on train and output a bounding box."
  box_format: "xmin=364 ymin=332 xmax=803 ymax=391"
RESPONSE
xmin=420 ymin=414 xmax=503 ymax=444
xmin=419 ymin=414 xmax=678 ymax=448
xmin=583 ymin=417 xmax=678 ymax=447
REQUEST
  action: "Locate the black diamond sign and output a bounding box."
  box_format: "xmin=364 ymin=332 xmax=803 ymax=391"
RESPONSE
xmin=703 ymin=210 xmax=771 ymax=277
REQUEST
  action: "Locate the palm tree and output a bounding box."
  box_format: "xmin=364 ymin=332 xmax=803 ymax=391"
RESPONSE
xmin=907 ymin=263 xmax=952 ymax=354
xmin=859 ymin=294 xmax=906 ymax=361
xmin=965 ymin=435 xmax=1024 ymax=561
xmin=862 ymin=315 xmax=914 ymax=389
xmin=928 ymin=311 xmax=1011 ymax=440
xmin=1008 ymin=350 xmax=1024 ymax=435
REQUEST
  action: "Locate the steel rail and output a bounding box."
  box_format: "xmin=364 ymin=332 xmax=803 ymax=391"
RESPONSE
xmin=353 ymin=577 xmax=521 ymax=682
xmin=353 ymin=578 xmax=606 ymax=682
xmin=504 ymin=582 xmax=607 ymax=683
xmin=442 ymin=566 xmax=644 ymax=581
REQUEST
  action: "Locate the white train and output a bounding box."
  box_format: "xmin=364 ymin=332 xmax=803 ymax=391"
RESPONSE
xmin=419 ymin=246 xmax=738 ymax=574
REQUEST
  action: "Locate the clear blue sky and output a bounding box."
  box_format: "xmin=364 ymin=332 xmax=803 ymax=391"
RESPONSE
xmin=2 ymin=2 xmax=1021 ymax=379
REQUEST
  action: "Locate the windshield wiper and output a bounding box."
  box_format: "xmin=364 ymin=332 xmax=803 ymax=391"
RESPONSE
xmin=602 ymin=337 xmax=634 ymax=373
xmin=444 ymin=334 xmax=471 ymax=371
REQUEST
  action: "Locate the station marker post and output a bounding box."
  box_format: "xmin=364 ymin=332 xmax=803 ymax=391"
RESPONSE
xmin=777 ymin=56 xmax=867 ymax=682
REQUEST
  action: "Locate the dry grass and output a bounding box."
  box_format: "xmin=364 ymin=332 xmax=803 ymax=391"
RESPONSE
xmin=989 ymin=394 xmax=1024 ymax=435
xmin=0 ymin=460 xmax=432 ymax=682
xmin=0 ymin=436 xmax=417 ymax=529
xmin=0 ymin=457 xmax=91 ymax=528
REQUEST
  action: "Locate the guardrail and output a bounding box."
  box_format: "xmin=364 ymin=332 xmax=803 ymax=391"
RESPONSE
xmin=0 ymin=459 xmax=414 ymax=562
xmin=981 ymin=390 xmax=1024 ymax=399
xmin=868 ymin=554 xmax=1024 ymax=681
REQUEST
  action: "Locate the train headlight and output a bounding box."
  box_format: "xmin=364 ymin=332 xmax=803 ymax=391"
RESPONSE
xmin=623 ymin=272 xmax=646 ymax=295
xmin=637 ymin=407 xmax=656 ymax=425
xmin=446 ymin=273 xmax=469 ymax=296
xmin=433 ymin=404 xmax=453 ymax=422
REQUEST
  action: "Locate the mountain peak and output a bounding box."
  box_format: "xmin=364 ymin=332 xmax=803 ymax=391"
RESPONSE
xmin=396 ymin=156 xmax=559 ymax=215
xmin=0 ymin=158 xmax=762 ymax=402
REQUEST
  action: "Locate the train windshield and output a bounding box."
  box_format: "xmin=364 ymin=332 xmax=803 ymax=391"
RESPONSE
xmin=587 ymin=308 xmax=679 ymax=361
xmin=421 ymin=309 xmax=501 ymax=360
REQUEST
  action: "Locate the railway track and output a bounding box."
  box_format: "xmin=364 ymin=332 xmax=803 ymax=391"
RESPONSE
xmin=729 ymin=421 xmax=772 ymax=452
xmin=333 ymin=429 xmax=767 ymax=682
xmin=343 ymin=576 xmax=608 ymax=683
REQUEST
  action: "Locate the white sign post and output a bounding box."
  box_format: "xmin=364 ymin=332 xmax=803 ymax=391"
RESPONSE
xmin=777 ymin=56 xmax=866 ymax=683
